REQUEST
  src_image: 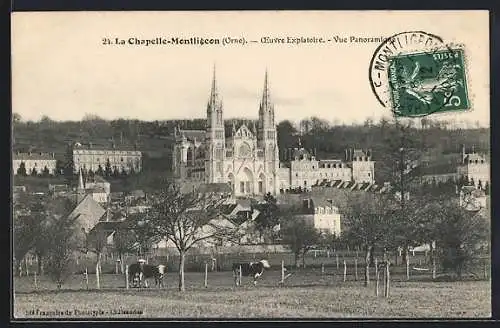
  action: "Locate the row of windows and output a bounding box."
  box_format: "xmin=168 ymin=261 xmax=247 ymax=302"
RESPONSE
xmin=296 ymin=171 xmax=351 ymax=178
xmin=467 ymin=159 xmax=486 ymax=164
xmin=73 ymin=150 xmax=141 ymax=156
xmin=320 ymin=163 xmax=343 ymax=169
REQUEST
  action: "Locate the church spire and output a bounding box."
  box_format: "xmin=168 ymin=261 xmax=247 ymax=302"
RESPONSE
xmin=78 ymin=168 xmax=84 ymax=190
xmin=260 ymin=68 xmax=271 ymax=112
xmin=211 ymin=63 xmax=217 ymax=100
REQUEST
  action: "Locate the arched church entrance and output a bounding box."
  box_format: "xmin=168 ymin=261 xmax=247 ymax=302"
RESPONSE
xmin=237 ymin=167 xmax=254 ymax=195
xmin=258 ymin=173 xmax=266 ymax=194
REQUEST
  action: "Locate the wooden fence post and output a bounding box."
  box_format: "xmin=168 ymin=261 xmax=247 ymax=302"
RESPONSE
xmin=96 ymin=263 xmax=100 ymax=289
xmin=281 ymin=260 xmax=285 ymax=286
xmin=336 ymin=254 xmax=339 ymax=269
xmin=385 ymin=262 xmax=390 ymax=298
xmin=432 ymin=257 xmax=436 ymax=280
xmin=125 ymin=265 xmax=129 ymax=289
xmin=354 ymin=259 xmax=358 ymax=281
xmin=84 ymin=267 xmax=89 ymax=290
xmin=204 ymin=263 xmax=208 ymax=288
xmin=484 ymin=259 xmax=488 ymax=280
xmin=343 ymin=260 xmax=347 ymax=282
xmin=239 ymin=265 xmax=242 ymax=286
xmin=406 ymin=256 xmax=410 ymax=281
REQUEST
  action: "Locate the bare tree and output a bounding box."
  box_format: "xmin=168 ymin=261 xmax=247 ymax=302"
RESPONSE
xmin=112 ymin=226 xmax=137 ymax=274
xmin=146 ymin=184 xmax=234 ymax=291
xmin=341 ymin=191 xmax=398 ymax=286
xmin=84 ymin=228 xmax=109 ymax=289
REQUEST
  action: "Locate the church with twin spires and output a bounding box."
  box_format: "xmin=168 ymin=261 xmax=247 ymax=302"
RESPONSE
xmin=172 ymin=67 xmax=375 ymax=197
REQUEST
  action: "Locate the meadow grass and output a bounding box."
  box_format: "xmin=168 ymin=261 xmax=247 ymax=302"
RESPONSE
xmin=13 ymin=269 xmax=491 ymax=319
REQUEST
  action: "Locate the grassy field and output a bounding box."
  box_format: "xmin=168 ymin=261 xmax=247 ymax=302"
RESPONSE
xmin=13 ymin=269 xmax=491 ymax=319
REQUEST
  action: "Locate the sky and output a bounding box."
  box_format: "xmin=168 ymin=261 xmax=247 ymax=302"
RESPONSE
xmin=11 ymin=11 xmax=489 ymax=127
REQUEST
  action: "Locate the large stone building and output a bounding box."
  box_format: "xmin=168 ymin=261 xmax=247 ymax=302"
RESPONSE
xmin=278 ymin=146 xmax=375 ymax=192
xmin=173 ymin=68 xmax=280 ymax=196
xmin=457 ymin=145 xmax=490 ymax=188
xmin=292 ymin=198 xmax=342 ymax=236
xmin=172 ymin=68 xmax=375 ymax=197
xmin=12 ymin=152 xmax=57 ymax=176
xmin=68 ymin=142 xmax=142 ymax=175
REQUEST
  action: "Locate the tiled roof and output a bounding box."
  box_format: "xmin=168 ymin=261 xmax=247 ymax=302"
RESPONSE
xmin=72 ymin=142 xmax=140 ymax=152
xmin=68 ymin=194 xmax=106 ymax=232
xmin=464 ymin=153 xmax=488 ymax=162
xmin=13 ymin=152 xmax=56 ymax=160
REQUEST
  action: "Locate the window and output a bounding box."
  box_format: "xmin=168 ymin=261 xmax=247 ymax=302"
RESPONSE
xmin=121 ymin=157 xmax=124 ymax=162
xmin=304 ymin=181 xmax=307 ymax=186
xmin=312 ymin=166 xmax=315 ymax=169
xmin=240 ymin=182 xmax=245 ymax=193
xmin=245 ymin=181 xmax=251 ymax=193
xmin=368 ymin=173 xmax=371 ymax=176
xmin=296 ymin=173 xmax=298 ymax=177
xmin=258 ymin=181 xmax=263 ymax=193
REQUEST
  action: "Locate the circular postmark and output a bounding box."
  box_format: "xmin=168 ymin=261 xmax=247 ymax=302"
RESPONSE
xmin=369 ymin=31 xmax=470 ymax=118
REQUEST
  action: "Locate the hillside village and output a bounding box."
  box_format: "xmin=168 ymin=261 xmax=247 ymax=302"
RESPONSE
xmin=13 ymin=132 xmax=490 ymax=261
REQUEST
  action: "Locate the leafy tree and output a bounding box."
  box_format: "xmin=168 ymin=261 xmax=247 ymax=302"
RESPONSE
xmin=484 ymin=181 xmax=490 ymax=195
xmin=42 ymin=166 xmax=50 ymax=177
xmin=31 ymin=167 xmax=38 ymax=176
xmin=13 ymin=195 xmax=46 ymax=276
xmin=104 ymin=159 xmax=112 ymax=177
xmin=17 ymin=162 xmax=27 ymax=176
xmin=32 ymin=197 xmax=75 ymax=276
xmin=145 ymin=184 xmax=233 ymax=291
xmin=87 ymin=168 xmax=94 ymax=179
xmin=96 ymin=164 xmax=104 ymax=176
xmin=281 ymin=216 xmax=320 ymax=268
xmin=433 ymin=201 xmax=490 ymax=278
xmin=113 ymin=166 xmax=120 ymax=178
xmin=254 ymin=193 xmax=280 ymax=242
xmin=121 ymin=166 xmax=128 ymax=177
xmin=45 ymin=214 xmax=81 ymax=289
xmin=13 ymin=112 xmax=22 ymax=123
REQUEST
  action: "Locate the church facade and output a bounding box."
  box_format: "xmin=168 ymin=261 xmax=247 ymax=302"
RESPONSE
xmin=172 ymin=68 xmax=375 ymax=197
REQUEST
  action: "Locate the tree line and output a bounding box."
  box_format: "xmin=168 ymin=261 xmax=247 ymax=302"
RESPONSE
xmin=13 ymin=114 xmax=488 ymax=178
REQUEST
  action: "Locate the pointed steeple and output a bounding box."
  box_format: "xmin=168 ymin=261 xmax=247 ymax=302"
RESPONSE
xmin=78 ymin=168 xmax=84 ymax=190
xmin=260 ymin=68 xmax=272 ymax=112
xmin=208 ymin=63 xmax=220 ymax=109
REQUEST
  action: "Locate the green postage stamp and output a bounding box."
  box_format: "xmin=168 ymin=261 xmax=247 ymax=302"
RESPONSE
xmin=388 ymin=48 xmax=470 ymax=117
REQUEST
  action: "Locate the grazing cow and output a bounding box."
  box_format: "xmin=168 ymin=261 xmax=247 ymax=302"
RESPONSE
xmin=128 ymin=261 xmax=166 ymax=288
xmin=232 ymin=260 xmax=271 ymax=286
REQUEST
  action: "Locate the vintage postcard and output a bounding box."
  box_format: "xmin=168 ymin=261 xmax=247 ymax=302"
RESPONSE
xmin=11 ymin=11 xmax=490 ymax=319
